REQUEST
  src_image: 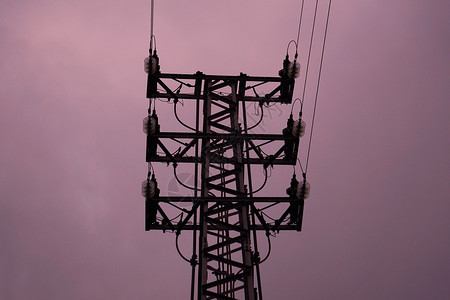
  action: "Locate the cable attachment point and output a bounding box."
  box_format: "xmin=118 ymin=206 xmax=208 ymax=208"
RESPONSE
xmin=144 ymin=49 xmax=160 ymax=75
xmin=252 ymin=251 xmax=261 ymax=265
xmin=287 ymin=172 xmax=310 ymax=200
xmin=285 ymin=173 xmax=308 ymax=230
xmin=279 ymin=54 xmax=291 ymax=78
xmin=145 ymin=46 xmax=160 ymax=99
xmin=142 ymin=172 xmax=159 ymax=198
xmin=145 ymin=110 xmax=160 ymax=160
xmin=143 ymin=109 xmax=159 ymax=135
xmin=297 ymin=173 xmax=310 ymax=200
xmin=283 ymin=40 xmax=301 ymax=79
xmin=287 ymin=60 xmax=301 ymax=79
xmin=283 ymin=113 xmax=303 ymax=160
xmin=143 ymin=172 xmax=160 ymax=230
xmin=292 ymin=118 xmax=306 ymax=138
xmin=189 ymin=254 xmax=198 ymax=267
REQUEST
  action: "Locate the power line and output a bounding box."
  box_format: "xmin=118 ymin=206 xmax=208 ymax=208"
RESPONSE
xmin=305 ymin=0 xmax=332 ymax=173
xmin=300 ymin=0 xmax=319 ymax=108
xmin=296 ymin=0 xmax=306 ymax=48
xmin=150 ymin=0 xmax=155 ymax=48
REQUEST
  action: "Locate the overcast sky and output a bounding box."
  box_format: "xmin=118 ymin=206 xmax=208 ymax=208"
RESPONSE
xmin=1 ymin=1 xmax=449 ymax=299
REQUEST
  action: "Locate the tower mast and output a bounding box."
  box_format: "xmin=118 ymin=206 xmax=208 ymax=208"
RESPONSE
xmin=141 ymin=1 xmax=332 ymax=298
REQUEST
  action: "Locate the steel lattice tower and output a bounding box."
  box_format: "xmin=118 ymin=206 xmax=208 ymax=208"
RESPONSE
xmin=141 ymin=1 xmax=334 ymax=297
xmin=143 ymin=59 xmax=309 ymax=299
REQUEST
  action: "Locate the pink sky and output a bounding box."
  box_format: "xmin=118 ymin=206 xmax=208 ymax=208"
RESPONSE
xmin=1 ymin=0 xmax=449 ymax=299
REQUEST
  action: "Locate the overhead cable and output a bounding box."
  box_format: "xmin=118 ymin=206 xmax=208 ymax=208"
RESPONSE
xmin=299 ymin=0 xmax=320 ymax=109
xmin=150 ymin=0 xmax=155 ymax=48
xmin=305 ymin=0 xmax=332 ymax=173
xmin=296 ymin=0 xmax=306 ymax=50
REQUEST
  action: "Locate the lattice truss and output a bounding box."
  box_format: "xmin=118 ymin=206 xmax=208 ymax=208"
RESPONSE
xmin=142 ymin=54 xmax=310 ymax=300
xmin=139 ymin=0 xmax=334 ymax=297
xmin=143 ymin=71 xmax=309 ymax=232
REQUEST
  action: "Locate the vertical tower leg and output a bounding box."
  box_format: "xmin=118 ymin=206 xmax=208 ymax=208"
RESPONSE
xmin=198 ymin=80 xmax=255 ymax=300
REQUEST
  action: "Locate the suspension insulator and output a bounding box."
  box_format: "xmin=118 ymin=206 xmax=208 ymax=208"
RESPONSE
xmin=283 ymin=115 xmax=296 ymax=159
xmin=146 ymin=51 xmax=160 ymax=98
xmin=143 ymin=116 xmax=157 ymax=134
xmin=144 ymin=56 xmax=158 ymax=75
xmin=287 ymin=61 xmax=301 ymax=79
xmin=286 ymin=174 xmax=304 ymax=230
xmin=296 ymin=181 xmax=311 ymax=199
xmin=278 ymin=55 xmax=295 ymax=101
xmin=143 ymin=175 xmax=160 ymax=230
xmin=292 ymin=119 xmax=306 ymax=137
xmin=141 ymin=179 xmax=156 ymax=198
xmin=286 ymin=174 xmax=299 ymax=197
xmin=146 ymin=111 xmax=159 ymax=161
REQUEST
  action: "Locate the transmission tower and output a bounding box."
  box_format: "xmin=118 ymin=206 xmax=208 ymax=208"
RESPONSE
xmin=141 ymin=1 xmax=331 ymax=299
xmin=143 ymin=58 xmax=309 ymax=299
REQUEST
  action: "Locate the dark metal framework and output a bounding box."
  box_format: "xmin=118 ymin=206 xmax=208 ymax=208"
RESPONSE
xmin=145 ymin=70 xmax=304 ymax=300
